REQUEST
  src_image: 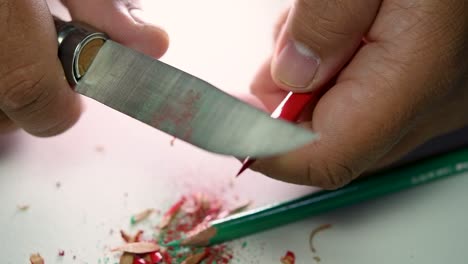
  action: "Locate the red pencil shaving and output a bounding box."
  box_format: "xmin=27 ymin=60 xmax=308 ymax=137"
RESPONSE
xmin=159 ymin=196 xmax=186 ymax=228
xmin=280 ymin=251 xmax=296 ymax=264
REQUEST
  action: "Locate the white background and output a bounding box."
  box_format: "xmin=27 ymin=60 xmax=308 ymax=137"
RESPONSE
xmin=0 ymin=0 xmax=467 ymax=263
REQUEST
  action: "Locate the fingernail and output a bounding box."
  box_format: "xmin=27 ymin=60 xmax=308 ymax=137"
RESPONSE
xmin=129 ymin=9 xmax=153 ymax=24
xmin=273 ymin=40 xmax=320 ymax=89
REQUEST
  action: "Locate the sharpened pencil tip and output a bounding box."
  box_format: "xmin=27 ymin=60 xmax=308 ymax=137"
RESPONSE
xmin=236 ymin=158 xmax=255 ymax=177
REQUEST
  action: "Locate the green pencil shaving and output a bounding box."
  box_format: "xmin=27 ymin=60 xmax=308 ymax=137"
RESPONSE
xmin=166 ymin=148 xmax=468 ymax=247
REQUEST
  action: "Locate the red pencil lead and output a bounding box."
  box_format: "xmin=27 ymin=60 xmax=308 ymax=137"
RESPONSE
xmin=235 ymin=92 xmax=316 ymax=178
xmin=236 ymin=158 xmax=255 ymax=177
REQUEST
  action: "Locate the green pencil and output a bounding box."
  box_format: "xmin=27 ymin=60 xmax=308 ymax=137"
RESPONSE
xmin=167 ymin=148 xmax=468 ymax=247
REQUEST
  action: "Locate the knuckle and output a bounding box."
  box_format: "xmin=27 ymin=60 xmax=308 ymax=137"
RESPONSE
xmin=292 ymin=0 xmax=360 ymax=45
xmin=309 ymin=156 xmax=356 ymax=190
xmin=0 ymin=63 xmax=49 ymax=113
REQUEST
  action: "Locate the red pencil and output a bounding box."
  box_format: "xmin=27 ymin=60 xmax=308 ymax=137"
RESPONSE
xmin=237 ymin=41 xmax=366 ymax=176
xmin=237 ymin=82 xmax=331 ymax=176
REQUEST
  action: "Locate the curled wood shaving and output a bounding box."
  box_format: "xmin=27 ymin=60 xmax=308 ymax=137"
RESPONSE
xmin=17 ymin=204 xmax=30 ymax=211
xmin=309 ymin=224 xmax=332 ymax=253
xmin=119 ymin=253 xmax=134 ymax=264
xmin=181 ymin=251 xmax=208 ymax=264
xmin=120 ymin=230 xmax=143 ymax=243
xmin=131 ymin=209 xmax=154 ymax=225
xmin=29 ymin=253 xmax=44 ymax=264
xmin=111 ymin=242 xmax=159 ymax=254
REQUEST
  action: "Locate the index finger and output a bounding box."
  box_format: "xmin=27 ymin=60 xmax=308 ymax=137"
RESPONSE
xmin=0 ymin=0 xmax=81 ymax=136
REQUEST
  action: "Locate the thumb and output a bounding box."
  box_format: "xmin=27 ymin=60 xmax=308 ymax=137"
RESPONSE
xmin=271 ymin=0 xmax=381 ymax=92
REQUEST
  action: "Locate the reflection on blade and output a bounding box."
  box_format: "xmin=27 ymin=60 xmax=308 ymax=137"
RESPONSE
xmin=76 ymin=41 xmax=317 ymax=157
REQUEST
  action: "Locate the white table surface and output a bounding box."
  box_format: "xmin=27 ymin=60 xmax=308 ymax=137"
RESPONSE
xmin=1 ymin=1 xmax=467 ymax=263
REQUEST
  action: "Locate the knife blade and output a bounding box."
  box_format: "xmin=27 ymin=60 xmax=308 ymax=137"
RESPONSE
xmin=54 ymin=18 xmax=317 ymax=157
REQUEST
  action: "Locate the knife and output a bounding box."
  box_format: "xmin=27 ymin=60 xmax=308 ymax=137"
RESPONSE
xmin=53 ymin=17 xmax=317 ymax=158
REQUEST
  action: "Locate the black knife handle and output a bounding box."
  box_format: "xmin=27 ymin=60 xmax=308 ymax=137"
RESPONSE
xmin=53 ymin=16 xmax=108 ymax=86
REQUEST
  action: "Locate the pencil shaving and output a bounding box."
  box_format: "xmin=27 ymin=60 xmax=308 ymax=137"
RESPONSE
xmin=280 ymin=251 xmax=295 ymax=264
xmin=131 ymin=208 xmax=154 ymax=225
xmin=181 ymin=251 xmax=208 ymax=264
xmin=309 ymin=224 xmax=332 ymax=253
xmin=29 ymin=253 xmax=44 ymax=264
xmin=111 ymin=242 xmax=159 ymax=254
xmin=119 ymin=253 xmax=134 ymax=264
xmin=120 ymin=230 xmax=143 ymax=243
xmin=159 ymin=197 xmax=186 ymax=228
xmin=170 ymin=137 xmax=177 ymax=146
xmin=17 ymin=204 xmax=30 ymax=211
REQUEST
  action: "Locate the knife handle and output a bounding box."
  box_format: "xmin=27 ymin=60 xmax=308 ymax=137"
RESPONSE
xmin=53 ymin=16 xmax=108 ymax=85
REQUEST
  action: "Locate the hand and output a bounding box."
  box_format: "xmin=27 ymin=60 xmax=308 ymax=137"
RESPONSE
xmin=0 ymin=0 xmax=168 ymax=136
xmin=249 ymin=0 xmax=468 ymax=189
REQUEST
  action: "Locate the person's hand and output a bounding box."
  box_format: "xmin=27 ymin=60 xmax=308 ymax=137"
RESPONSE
xmin=249 ymin=0 xmax=468 ymax=189
xmin=0 ymin=0 xmax=168 ymax=136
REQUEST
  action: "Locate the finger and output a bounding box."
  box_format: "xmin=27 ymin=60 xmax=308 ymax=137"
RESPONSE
xmin=0 ymin=111 xmax=17 ymax=134
xmin=373 ymin=92 xmax=468 ymax=170
xmin=271 ymin=0 xmax=381 ymax=92
xmin=250 ymin=57 xmax=288 ymax=112
xmin=273 ymin=8 xmax=290 ymax=43
xmin=62 ymin=0 xmax=169 ymax=58
xmin=252 ymin=1 xmax=461 ymax=189
xmin=0 ymin=0 xmax=81 ymax=136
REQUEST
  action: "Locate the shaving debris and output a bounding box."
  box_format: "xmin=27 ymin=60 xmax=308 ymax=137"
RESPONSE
xmin=181 ymin=251 xmax=208 ymax=264
xmin=17 ymin=204 xmax=30 ymax=211
xmin=170 ymin=137 xmax=177 ymax=146
xmin=120 ymin=230 xmax=144 ymax=243
xmin=119 ymin=252 xmax=134 ymax=264
xmin=111 ymin=242 xmax=160 ymax=254
xmin=159 ymin=196 xmax=186 ymax=229
xmin=111 ymin=192 xmax=246 ymax=264
xmin=131 ymin=208 xmax=155 ymax=225
xmin=95 ymin=145 xmax=105 ymax=153
xmin=280 ymin=251 xmax=295 ymax=264
xmin=313 ymin=256 xmax=321 ymax=262
xmin=309 ymin=224 xmax=332 ymax=253
xmin=29 ymin=253 xmax=44 ymax=264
